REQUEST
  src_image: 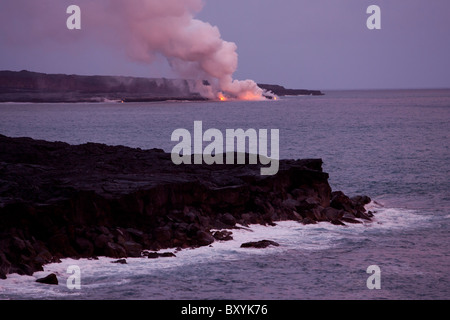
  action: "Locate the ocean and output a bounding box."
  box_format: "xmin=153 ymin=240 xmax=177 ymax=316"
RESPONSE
xmin=0 ymin=89 xmax=449 ymax=300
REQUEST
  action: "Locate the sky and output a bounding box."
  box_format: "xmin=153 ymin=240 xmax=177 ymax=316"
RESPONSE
xmin=0 ymin=0 xmax=449 ymax=90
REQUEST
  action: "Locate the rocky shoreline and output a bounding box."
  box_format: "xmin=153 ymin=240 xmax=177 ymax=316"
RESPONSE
xmin=0 ymin=135 xmax=371 ymax=279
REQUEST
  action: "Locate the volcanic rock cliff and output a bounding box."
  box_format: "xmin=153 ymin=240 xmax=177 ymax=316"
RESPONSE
xmin=0 ymin=70 xmax=207 ymax=103
xmin=0 ymin=135 xmax=370 ymax=279
xmin=258 ymin=84 xmax=324 ymax=96
xmin=0 ymin=70 xmax=323 ymax=103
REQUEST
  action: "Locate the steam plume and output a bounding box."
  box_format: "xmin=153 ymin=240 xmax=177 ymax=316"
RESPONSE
xmin=0 ymin=0 xmax=267 ymax=100
xmin=105 ymin=0 xmax=266 ymax=100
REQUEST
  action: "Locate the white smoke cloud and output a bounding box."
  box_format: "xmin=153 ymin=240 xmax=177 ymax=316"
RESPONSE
xmin=0 ymin=0 xmax=268 ymax=100
xmin=98 ymin=0 xmax=267 ymax=100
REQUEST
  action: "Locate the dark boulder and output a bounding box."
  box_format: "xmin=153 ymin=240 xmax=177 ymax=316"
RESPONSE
xmin=301 ymin=217 xmax=317 ymax=225
xmin=195 ymin=231 xmax=215 ymax=246
xmin=144 ymin=251 xmax=176 ymax=259
xmin=125 ymin=228 xmax=145 ymax=243
xmin=341 ymin=212 xmax=363 ymax=224
xmin=331 ymin=191 xmax=355 ymax=213
xmin=122 ymin=241 xmax=143 ymax=258
xmin=321 ymin=207 xmax=344 ymax=222
xmin=111 ymin=259 xmax=127 ymax=264
xmin=145 ymin=252 xmax=160 ymax=259
xmin=94 ymin=234 xmax=112 ymax=251
xmin=221 ymin=213 xmax=237 ymax=227
xmin=159 ymin=252 xmax=176 ymax=258
xmin=351 ymin=195 xmax=372 ymax=207
xmin=103 ymin=242 xmax=127 ymax=258
xmin=36 ymin=273 xmax=58 ymax=285
xmin=240 ymin=240 xmax=280 ymax=249
xmin=212 ymin=230 xmax=233 ymax=241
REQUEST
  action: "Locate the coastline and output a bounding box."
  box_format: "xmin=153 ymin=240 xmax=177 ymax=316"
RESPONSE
xmin=0 ymin=134 xmax=370 ymax=280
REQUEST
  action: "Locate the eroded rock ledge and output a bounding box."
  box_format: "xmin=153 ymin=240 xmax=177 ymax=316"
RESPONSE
xmin=0 ymin=135 xmax=371 ymax=279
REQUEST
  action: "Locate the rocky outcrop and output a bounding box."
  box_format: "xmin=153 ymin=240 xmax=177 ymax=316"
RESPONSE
xmin=35 ymin=273 xmax=58 ymax=285
xmin=258 ymin=84 xmax=324 ymax=96
xmin=0 ymin=70 xmax=207 ymax=103
xmin=143 ymin=251 xmax=176 ymax=259
xmin=240 ymin=240 xmax=280 ymax=249
xmin=111 ymin=259 xmax=127 ymax=264
xmin=0 ymin=135 xmax=371 ymax=279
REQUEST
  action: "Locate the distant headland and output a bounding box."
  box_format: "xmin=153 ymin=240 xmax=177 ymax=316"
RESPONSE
xmin=0 ymin=70 xmax=323 ymax=103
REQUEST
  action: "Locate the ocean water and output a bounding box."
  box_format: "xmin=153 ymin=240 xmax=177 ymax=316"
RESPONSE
xmin=0 ymin=89 xmax=449 ymax=300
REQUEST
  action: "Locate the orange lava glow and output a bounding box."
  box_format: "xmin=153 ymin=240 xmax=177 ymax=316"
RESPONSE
xmin=218 ymin=92 xmax=227 ymax=101
xmin=216 ymin=91 xmax=274 ymax=102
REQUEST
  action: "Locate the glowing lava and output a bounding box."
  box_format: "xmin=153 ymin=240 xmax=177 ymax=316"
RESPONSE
xmin=216 ymin=89 xmax=276 ymax=102
xmin=218 ymin=92 xmax=227 ymax=101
